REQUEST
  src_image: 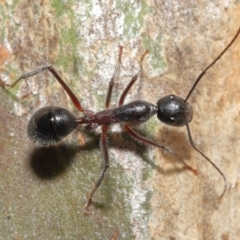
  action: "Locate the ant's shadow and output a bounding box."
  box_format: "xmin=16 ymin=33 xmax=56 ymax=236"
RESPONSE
xmin=109 ymin=126 xmax=194 ymax=175
xmin=29 ymin=126 xmax=193 ymax=180
xmin=117 ymin=126 xmax=194 ymax=175
xmin=29 ymin=144 xmax=77 ymax=179
xmin=154 ymin=126 xmax=194 ymax=175
xmin=29 ymin=132 xmax=98 ymax=179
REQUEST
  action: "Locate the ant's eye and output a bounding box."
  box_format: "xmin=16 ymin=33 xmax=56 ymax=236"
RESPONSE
xmin=27 ymin=106 xmax=78 ymax=146
xmin=157 ymin=95 xmax=193 ymax=127
xmin=170 ymin=117 xmax=176 ymax=123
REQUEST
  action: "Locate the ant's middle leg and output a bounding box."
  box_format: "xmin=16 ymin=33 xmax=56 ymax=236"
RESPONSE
xmin=118 ymin=50 xmax=149 ymax=106
xmin=85 ymin=125 xmax=110 ymax=213
xmin=124 ymin=124 xmax=197 ymax=175
xmin=4 ymin=66 xmax=85 ymax=113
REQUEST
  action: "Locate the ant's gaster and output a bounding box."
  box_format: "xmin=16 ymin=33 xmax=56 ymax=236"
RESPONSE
xmin=3 ymin=26 xmax=240 ymax=213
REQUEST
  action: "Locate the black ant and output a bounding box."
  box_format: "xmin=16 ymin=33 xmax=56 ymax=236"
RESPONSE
xmin=2 ymin=26 xmax=240 ymax=213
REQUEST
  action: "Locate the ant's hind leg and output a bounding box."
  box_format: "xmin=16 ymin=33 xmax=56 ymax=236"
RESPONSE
xmin=105 ymin=46 xmax=123 ymax=108
xmin=2 ymin=66 xmax=85 ymax=112
xmin=85 ymin=125 xmax=110 ymax=214
xmin=124 ymin=124 xmax=197 ymax=175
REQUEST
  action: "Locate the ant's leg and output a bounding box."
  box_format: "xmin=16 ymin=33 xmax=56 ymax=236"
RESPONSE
xmin=105 ymin=46 xmax=123 ymax=108
xmin=85 ymin=125 xmax=110 ymax=213
xmin=184 ymin=117 xmax=227 ymax=199
xmin=118 ymin=50 xmax=148 ymax=106
xmin=3 ymin=66 xmax=84 ymax=112
xmin=124 ymin=124 xmax=197 ymax=175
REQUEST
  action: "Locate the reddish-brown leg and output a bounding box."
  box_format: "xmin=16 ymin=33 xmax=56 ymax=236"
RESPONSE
xmin=4 ymin=66 xmax=85 ymax=112
xmin=105 ymin=46 xmax=123 ymax=108
xmin=118 ymin=50 xmax=148 ymax=106
xmin=124 ymin=125 xmax=197 ymax=175
xmin=85 ymin=125 xmax=110 ymax=213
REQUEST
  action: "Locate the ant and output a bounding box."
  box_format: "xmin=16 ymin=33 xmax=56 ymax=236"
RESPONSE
xmin=2 ymin=25 xmax=240 ymax=213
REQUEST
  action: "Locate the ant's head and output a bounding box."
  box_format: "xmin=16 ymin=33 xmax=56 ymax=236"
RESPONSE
xmin=156 ymin=94 xmax=193 ymax=126
xmin=27 ymin=106 xmax=78 ymax=146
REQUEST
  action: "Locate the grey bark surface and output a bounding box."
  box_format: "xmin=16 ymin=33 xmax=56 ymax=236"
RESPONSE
xmin=0 ymin=1 xmax=240 ymax=239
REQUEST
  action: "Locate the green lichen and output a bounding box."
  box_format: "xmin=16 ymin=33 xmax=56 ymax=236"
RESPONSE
xmin=117 ymin=0 xmax=152 ymax=39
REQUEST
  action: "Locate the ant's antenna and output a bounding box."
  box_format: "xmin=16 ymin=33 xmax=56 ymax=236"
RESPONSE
xmin=185 ymin=26 xmax=240 ymax=102
xmin=185 ymin=117 xmax=227 ymax=199
xmin=183 ymin=26 xmax=240 ymax=199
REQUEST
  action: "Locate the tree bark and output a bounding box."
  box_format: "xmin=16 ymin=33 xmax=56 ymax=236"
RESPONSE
xmin=0 ymin=1 xmax=240 ymax=239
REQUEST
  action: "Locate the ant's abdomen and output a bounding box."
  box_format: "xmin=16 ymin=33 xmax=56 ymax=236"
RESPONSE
xmin=27 ymin=106 xmax=78 ymax=146
xmin=114 ymin=100 xmax=158 ymax=124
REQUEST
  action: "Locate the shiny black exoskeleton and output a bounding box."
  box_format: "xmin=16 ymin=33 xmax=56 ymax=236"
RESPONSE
xmin=157 ymin=94 xmax=193 ymax=126
xmin=27 ymin=106 xmax=78 ymax=146
xmin=27 ymin=96 xmax=192 ymax=147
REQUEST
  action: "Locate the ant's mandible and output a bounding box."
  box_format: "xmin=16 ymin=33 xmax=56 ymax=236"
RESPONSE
xmin=3 ymin=26 xmax=240 ymax=213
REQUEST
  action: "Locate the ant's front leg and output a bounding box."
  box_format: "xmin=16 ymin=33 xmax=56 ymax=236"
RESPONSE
xmin=85 ymin=125 xmax=110 ymax=214
xmin=124 ymin=124 xmax=197 ymax=175
xmin=1 ymin=66 xmax=85 ymax=113
xmin=118 ymin=50 xmax=148 ymax=106
xmin=105 ymin=46 xmax=123 ymax=109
